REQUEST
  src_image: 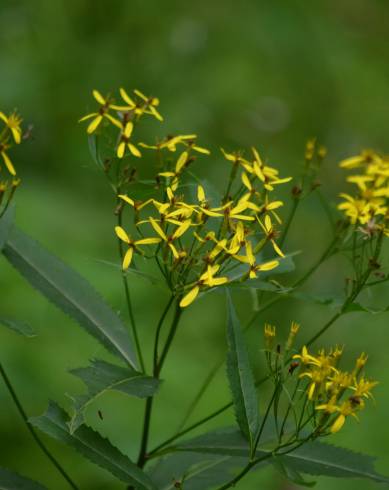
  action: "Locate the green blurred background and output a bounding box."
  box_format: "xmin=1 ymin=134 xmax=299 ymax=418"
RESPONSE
xmin=1 ymin=0 xmax=389 ymax=488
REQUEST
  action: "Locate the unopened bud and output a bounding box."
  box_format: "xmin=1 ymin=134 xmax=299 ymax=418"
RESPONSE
xmin=264 ymin=323 xmax=276 ymax=350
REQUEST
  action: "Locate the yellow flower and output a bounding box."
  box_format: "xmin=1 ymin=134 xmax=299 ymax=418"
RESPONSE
xmin=79 ymin=90 xmax=122 ymax=134
xmin=340 ymin=150 xmax=382 ymax=169
xmin=285 ymin=321 xmax=299 ymax=351
xmin=316 ymin=399 xmax=361 ymax=433
xmin=117 ymin=122 xmax=141 ymax=158
xmin=180 ymin=265 xmax=228 ymax=308
xmin=293 ymin=346 xmax=320 ymax=365
xmin=140 ymin=134 xmax=197 ymax=152
xmin=232 ymin=240 xmax=279 ymax=278
xmin=257 ymin=215 xmax=284 ymax=257
xmin=0 ymin=142 xmax=16 ymax=176
xmin=221 ymin=148 xmax=253 ymax=173
xmin=206 ymin=199 xmax=256 ymax=223
xmin=351 ymin=377 xmax=378 ymax=400
xmin=0 ymin=111 xmax=23 ymax=144
xmin=115 ymin=226 xmax=161 ymax=269
xmin=326 ymin=371 xmax=354 ymax=394
xmin=354 ymin=352 xmax=368 ymax=372
xmin=149 ymin=217 xmax=191 ymax=259
xmin=134 ymin=89 xmax=163 ymax=121
xmin=118 ymin=195 xmax=154 ymax=212
xmin=264 ymin=323 xmax=276 ymax=349
xmin=251 ymin=147 xmax=292 ymax=191
xmin=301 ymin=368 xmax=328 ymax=400
xmin=159 ymin=151 xmax=190 ymax=190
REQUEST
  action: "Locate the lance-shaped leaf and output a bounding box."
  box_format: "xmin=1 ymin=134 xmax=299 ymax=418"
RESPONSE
xmin=148 ymin=452 xmax=249 ymax=490
xmin=173 ymin=427 xmax=278 ymax=456
xmin=68 ymin=359 xmax=160 ymax=433
xmin=0 ymin=206 xmax=14 ymax=252
xmin=225 ymin=291 xmax=259 ymax=454
xmin=0 ymin=318 xmax=36 ymax=337
xmin=88 ymin=134 xmax=104 ymax=168
xmin=272 ymin=457 xmax=316 ymax=487
xmin=276 ymin=441 xmax=389 ymax=484
xmin=171 ymin=429 xmax=389 ymax=485
xmin=0 ymin=467 xmax=48 ymax=489
xmin=30 ymin=402 xmax=156 ymax=490
xmin=2 ymin=226 xmax=137 ymax=368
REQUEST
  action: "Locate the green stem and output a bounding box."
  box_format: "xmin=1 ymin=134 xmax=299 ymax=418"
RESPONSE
xmin=155 ymin=302 xmax=182 ymax=376
xmin=117 ymin=210 xmax=145 ymax=373
xmin=138 ymin=301 xmax=182 ymax=468
xmin=156 ymin=235 xmax=340 ymax=451
xmin=214 ymin=453 xmax=273 ymax=490
xmin=279 ymin=198 xmax=299 ymax=248
xmin=153 ymin=296 xmax=174 ymax=371
xmin=148 ymin=401 xmax=231 ymax=458
xmin=254 ymin=385 xmax=278 ymax=452
xmin=0 ymin=363 xmax=79 ymax=490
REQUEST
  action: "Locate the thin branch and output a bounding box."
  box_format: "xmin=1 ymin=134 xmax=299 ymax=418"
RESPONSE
xmin=0 ymin=363 xmax=79 ymax=490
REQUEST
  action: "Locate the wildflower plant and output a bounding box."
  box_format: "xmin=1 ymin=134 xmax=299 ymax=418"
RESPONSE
xmin=0 ymin=110 xmax=24 ymax=218
xmin=0 ymin=89 xmax=389 ymax=489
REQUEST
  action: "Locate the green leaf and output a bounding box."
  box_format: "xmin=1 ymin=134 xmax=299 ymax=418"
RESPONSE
xmin=0 ymin=206 xmax=14 ymax=252
xmin=0 ymin=467 xmax=47 ymax=489
xmin=225 ymin=291 xmax=259 ymax=454
xmin=2 ymin=226 xmax=137 ymax=368
xmin=261 ymin=252 xmax=297 ymax=277
xmin=88 ymin=134 xmax=104 ymax=168
xmin=172 ymin=430 xmax=389 ymax=485
xmin=342 ymin=302 xmax=389 ymax=315
xmin=291 ymin=293 xmax=389 ymax=315
xmin=30 ymin=402 xmax=156 ymax=490
xmin=278 ymin=441 xmax=389 ymax=484
xmin=0 ymin=318 xmax=36 ymax=337
xmin=148 ymin=452 xmax=249 ymax=490
xmin=173 ymin=427 xmax=278 ymax=456
xmin=291 ymin=292 xmax=343 ymax=309
xmin=93 ymin=259 xmax=168 ymax=291
xmin=272 ymin=456 xmax=316 ymax=487
xmin=68 ymin=359 xmax=160 ymax=433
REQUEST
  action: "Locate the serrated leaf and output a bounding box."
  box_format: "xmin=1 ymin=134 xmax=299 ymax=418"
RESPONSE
xmin=68 ymin=359 xmax=160 ymax=433
xmin=2 ymin=226 xmax=137 ymax=368
xmin=291 ymin=293 xmax=389 ymax=316
xmin=148 ymin=452 xmax=249 ymax=490
xmin=291 ymin=292 xmax=343 ymax=309
xmin=0 ymin=467 xmax=47 ymax=489
xmin=272 ymin=456 xmax=316 ymax=487
xmin=30 ymin=402 xmax=156 ymax=490
xmin=172 ymin=430 xmax=389 ymax=485
xmin=0 ymin=318 xmax=36 ymax=337
xmin=0 ymin=206 xmax=14 ymax=252
xmin=173 ymin=426 xmax=278 ymax=456
xmin=225 ymin=291 xmax=259 ymax=454
xmin=278 ymin=441 xmax=389 ymax=484
xmin=342 ymin=302 xmax=389 ymax=315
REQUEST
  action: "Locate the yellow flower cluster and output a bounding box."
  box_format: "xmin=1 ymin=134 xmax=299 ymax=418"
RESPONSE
xmin=80 ymin=89 xmax=292 ymax=308
xmin=294 ymin=346 xmax=377 ymax=433
xmin=0 ymin=110 xmax=23 ymax=212
xmin=338 ymin=150 xmax=389 ymax=235
xmin=79 ymin=88 xmax=162 ymax=159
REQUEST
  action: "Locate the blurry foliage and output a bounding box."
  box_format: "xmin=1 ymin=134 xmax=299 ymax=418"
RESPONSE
xmin=1 ymin=1 xmax=389 ymax=489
